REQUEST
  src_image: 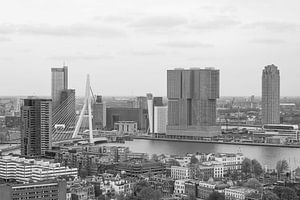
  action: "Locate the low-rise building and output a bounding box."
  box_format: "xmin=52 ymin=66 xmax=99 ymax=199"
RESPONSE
xmin=171 ymin=166 xmax=192 ymax=180
xmin=225 ymin=187 xmax=257 ymax=200
xmin=149 ymin=175 xmax=174 ymax=197
xmin=114 ymin=121 xmax=138 ymax=134
xmin=196 ymin=161 xmax=224 ymax=180
xmin=198 ymin=181 xmax=216 ymax=199
xmin=214 ymin=153 xmax=244 ymax=174
xmin=69 ymin=181 xmax=95 ymax=200
xmin=185 ymin=180 xmax=198 ymax=198
xmin=174 ymin=179 xmax=187 ymax=195
xmin=0 ymin=180 xmax=67 ymax=200
xmin=116 ymin=159 xmax=165 ymax=177
xmin=0 ymin=155 xmax=78 ymax=183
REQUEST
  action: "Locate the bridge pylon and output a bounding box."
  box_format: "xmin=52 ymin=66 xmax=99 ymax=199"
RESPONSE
xmin=72 ymin=74 xmax=94 ymax=144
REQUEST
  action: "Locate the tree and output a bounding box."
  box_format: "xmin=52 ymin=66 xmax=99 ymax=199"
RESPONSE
xmin=130 ymin=181 xmax=162 ymax=200
xmin=262 ymin=191 xmax=279 ymax=200
xmin=187 ymin=194 xmax=197 ymax=200
xmin=252 ymin=159 xmax=263 ymax=177
xmin=227 ymin=168 xmax=239 ymax=181
xmin=276 ymin=160 xmax=289 ymax=173
xmin=241 ymin=158 xmax=252 ymax=175
xmin=273 ymin=186 xmax=298 ymax=200
xmin=243 ymin=178 xmax=262 ymax=192
xmin=137 ymin=187 xmax=161 ymax=200
xmin=246 ymin=192 xmax=261 ymax=200
xmin=190 ymin=155 xmax=199 ymax=164
xmin=206 ymin=191 xmax=225 ymax=200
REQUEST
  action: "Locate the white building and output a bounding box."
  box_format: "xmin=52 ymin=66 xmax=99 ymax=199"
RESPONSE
xmin=114 ymin=121 xmax=137 ymax=134
xmin=171 ymin=166 xmax=192 ymax=180
xmin=0 ymin=155 xmax=77 ymax=183
xmin=147 ymin=93 xmax=154 ymax=133
xmin=225 ymin=187 xmax=257 ymax=200
xmin=175 ymin=157 xmax=191 ymax=167
xmin=214 ymin=153 xmax=244 ymax=174
xmin=154 ymin=106 xmax=168 ymax=133
xmin=174 ymin=179 xmax=187 ymax=194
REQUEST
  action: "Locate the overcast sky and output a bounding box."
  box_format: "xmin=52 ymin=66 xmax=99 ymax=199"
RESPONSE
xmin=0 ymin=0 xmax=299 ymax=97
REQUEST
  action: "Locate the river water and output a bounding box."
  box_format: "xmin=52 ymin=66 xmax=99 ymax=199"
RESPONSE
xmin=2 ymin=139 xmax=300 ymax=171
xmin=100 ymin=139 xmax=300 ymax=170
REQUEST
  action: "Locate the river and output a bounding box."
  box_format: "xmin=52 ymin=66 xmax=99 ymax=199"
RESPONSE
xmin=2 ymin=139 xmax=300 ymax=171
xmin=100 ymin=139 xmax=300 ymax=170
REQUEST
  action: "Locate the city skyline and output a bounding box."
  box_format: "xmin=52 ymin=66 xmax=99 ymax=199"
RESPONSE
xmin=0 ymin=0 xmax=300 ymax=97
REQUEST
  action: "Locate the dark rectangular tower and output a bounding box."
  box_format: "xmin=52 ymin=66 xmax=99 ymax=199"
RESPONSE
xmin=166 ymin=68 xmax=220 ymax=137
xmin=21 ymin=98 xmax=52 ymax=157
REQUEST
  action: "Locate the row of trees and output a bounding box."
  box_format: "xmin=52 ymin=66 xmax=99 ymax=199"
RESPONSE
xmin=241 ymin=158 xmax=289 ymax=177
xmin=241 ymin=158 xmax=263 ymax=177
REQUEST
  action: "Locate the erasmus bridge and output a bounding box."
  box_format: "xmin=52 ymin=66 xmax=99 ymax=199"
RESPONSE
xmin=51 ymin=74 xmax=106 ymax=145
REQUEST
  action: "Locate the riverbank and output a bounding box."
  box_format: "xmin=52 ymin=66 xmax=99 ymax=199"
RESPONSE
xmin=133 ymin=136 xmax=300 ymax=148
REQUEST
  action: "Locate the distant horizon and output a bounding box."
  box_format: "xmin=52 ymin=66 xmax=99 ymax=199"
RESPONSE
xmin=2 ymin=95 xmax=300 ymax=99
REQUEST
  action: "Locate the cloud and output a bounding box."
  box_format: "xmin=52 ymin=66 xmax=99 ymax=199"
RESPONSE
xmin=0 ymin=36 xmax=11 ymax=42
xmin=0 ymin=23 xmax=127 ymax=38
xmin=129 ymin=15 xmax=187 ymax=29
xmin=48 ymin=53 xmax=114 ymax=60
xmin=251 ymin=38 xmax=286 ymax=44
xmin=244 ymin=21 xmax=299 ymax=32
xmin=159 ymin=41 xmax=213 ymax=48
xmin=131 ymin=50 xmax=165 ymax=56
xmin=94 ymin=15 xmax=133 ymax=24
xmin=188 ymin=17 xmax=240 ymax=31
xmin=0 ymin=24 xmax=15 ymax=34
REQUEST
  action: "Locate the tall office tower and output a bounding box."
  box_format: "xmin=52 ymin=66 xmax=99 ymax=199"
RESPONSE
xmin=167 ymin=68 xmax=220 ymax=137
xmin=154 ymin=106 xmax=168 ymax=133
xmin=262 ymin=64 xmax=280 ymax=124
xmin=92 ymin=95 xmax=107 ymax=130
xmin=21 ymin=98 xmax=52 ymax=157
xmin=153 ymin=97 xmax=163 ymax=107
xmin=51 ymin=66 xmax=68 ymax=110
xmin=135 ymin=96 xmax=148 ymax=109
xmin=147 ymin=93 xmax=154 ymax=133
xmin=56 ymin=89 xmax=76 ymax=127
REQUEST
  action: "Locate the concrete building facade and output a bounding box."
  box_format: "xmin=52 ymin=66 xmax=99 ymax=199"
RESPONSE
xmin=167 ymin=68 xmax=220 ymax=137
xmin=0 ymin=155 xmax=77 ymax=183
xmin=154 ymin=106 xmax=168 ymax=133
xmin=262 ymin=64 xmax=280 ymax=124
xmin=92 ymin=95 xmax=106 ymax=130
xmin=54 ymin=89 xmax=76 ymax=128
xmin=106 ymin=107 xmax=146 ymax=130
xmin=21 ymin=98 xmax=52 ymax=157
xmin=51 ymin=66 xmax=68 ymax=110
xmin=0 ymin=180 xmax=67 ymax=200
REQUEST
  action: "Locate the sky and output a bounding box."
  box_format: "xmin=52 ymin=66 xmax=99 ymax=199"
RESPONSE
xmin=0 ymin=0 xmax=300 ymax=97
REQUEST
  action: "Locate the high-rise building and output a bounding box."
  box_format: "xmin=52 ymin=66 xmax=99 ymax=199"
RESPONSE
xmin=92 ymin=95 xmax=106 ymax=130
xmin=154 ymin=106 xmax=168 ymax=133
xmin=153 ymin=97 xmax=163 ymax=107
xmin=146 ymin=94 xmax=164 ymax=133
xmin=262 ymin=64 xmax=280 ymax=124
xmin=147 ymin=93 xmax=154 ymax=133
xmin=51 ymin=66 xmax=68 ymax=110
xmin=135 ymin=96 xmax=148 ymax=109
xmin=166 ymin=68 xmax=220 ymax=137
xmin=57 ymin=89 xmax=76 ymax=126
xmin=21 ymin=98 xmax=52 ymax=157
